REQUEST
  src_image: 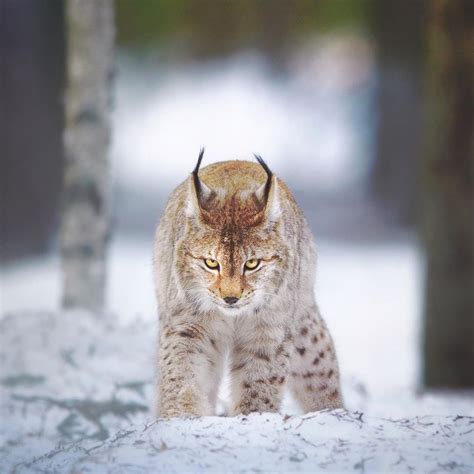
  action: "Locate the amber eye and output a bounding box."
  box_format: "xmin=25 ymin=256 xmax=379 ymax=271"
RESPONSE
xmin=245 ymin=259 xmax=260 ymax=270
xmin=204 ymin=258 xmax=220 ymax=270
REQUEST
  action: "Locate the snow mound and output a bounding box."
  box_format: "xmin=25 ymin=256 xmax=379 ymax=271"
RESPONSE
xmin=1 ymin=311 xmax=473 ymax=473
xmin=15 ymin=412 xmax=474 ymax=473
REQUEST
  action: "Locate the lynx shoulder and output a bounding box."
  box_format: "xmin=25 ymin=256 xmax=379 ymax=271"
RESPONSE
xmin=154 ymin=151 xmax=343 ymax=417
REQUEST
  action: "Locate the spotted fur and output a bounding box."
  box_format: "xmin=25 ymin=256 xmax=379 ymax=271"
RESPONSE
xmin=154 ymin=154 xmax=343 ymax=417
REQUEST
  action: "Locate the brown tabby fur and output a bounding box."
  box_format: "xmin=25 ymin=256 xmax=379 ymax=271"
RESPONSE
xmin=154 ymin=155 xmax=343 ymax=417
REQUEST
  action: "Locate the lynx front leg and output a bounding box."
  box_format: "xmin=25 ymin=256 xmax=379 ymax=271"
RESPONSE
xmin=230 ymin=325 xmax=292 ymax=415
xmin=157 ymin=320 xmax=222 ymax=418
xmin=289 ymin=305 xmax=343 ymax=412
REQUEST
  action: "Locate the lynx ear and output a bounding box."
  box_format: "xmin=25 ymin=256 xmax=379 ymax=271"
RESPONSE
xmin=186 ymin=148 xmax=216 ymax=218
xmin=254 ymin=154 xmax=281 ymax=222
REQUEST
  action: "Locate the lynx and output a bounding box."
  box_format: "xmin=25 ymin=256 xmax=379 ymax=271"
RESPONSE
xmin=154 ymin=151 xmax=343 ymax=417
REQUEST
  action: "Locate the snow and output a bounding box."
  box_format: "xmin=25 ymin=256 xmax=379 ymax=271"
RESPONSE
xmin=14 ymin=412 xmax=474 ymax=473
xmin=1 ymin=310 xmax=473 ymax=473
xmin=1 ymin=238 xmax=473 ymax=472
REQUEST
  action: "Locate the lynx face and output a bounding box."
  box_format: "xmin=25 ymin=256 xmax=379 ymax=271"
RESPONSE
xmin=180 ymin=217 xmax=288 ymax=316
xmin=178 ymin=154 xmax=290 ymax=316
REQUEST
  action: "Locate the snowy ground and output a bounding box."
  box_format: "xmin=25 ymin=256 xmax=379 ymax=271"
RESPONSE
xmin=11 ymin=410 xmax=474 ymax=473
xmin=1 ymin=237 xmax=473 ymax=472
xmin=1 ymin=310 xmax=473 ymax=473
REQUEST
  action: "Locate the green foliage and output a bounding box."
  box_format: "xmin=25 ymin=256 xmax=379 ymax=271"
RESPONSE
xmin=116 ymin=0 xmax=373 ymax=54
xmin=297 ymin=0 xmax=373 ymax=33
xmin=116 ymin=0 xmax=186 ymax=47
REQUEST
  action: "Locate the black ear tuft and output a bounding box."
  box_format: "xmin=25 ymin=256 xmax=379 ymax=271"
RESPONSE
xmin=253 ymin=154 xmax=273 ymax=203
xmin=193 ymin=148 xmax=205 ymax=198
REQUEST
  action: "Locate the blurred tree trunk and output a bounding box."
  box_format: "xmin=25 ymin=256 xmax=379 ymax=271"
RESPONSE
xmin=60 ymin=0 xmax=115 ymax=312
xmin=422 ymin=0 xmax=473 ymax=387
xmin=370 ymin=0 xmax=423 ymax=226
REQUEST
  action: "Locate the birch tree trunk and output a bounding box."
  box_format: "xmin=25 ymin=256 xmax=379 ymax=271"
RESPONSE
xmin=60 ymin=0 xmax=115 ymax=312
xmin=421 ymin=0 xmax=473 ymax=387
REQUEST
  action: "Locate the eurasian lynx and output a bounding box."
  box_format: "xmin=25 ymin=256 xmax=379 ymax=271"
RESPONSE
xmin=154 ymin=152 xmax=343 ymax=417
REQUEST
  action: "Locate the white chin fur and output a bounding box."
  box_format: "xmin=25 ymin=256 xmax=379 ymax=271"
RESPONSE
xmin=218 ymin=305 xmax=247 ymax=317
xmin=194 ymin=295 xmax=249 ymax=316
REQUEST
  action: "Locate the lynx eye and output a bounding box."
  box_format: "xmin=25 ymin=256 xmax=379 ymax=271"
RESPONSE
xmin=245 ymin=258 xmax=260 ymax=270
xmin=204 ymin=258 xmax=220 ymax=270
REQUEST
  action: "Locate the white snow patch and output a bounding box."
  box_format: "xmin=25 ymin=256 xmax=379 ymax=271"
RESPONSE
xmin=1 ymin=309 xmax=473 ymax=473
xmin=16 ymin=412 xmax=474 ymax=473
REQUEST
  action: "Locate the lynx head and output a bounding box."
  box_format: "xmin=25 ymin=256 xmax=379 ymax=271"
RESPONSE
xmin=179 ymin=150 xmax=290 ymax=316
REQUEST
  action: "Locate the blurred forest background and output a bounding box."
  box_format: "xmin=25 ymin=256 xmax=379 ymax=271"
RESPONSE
xmin=1 ymin=0 xmax=472 ymax=395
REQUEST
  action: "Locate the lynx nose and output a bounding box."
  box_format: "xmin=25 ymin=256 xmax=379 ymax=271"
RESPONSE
xmin=223 ymin=296 xmax=239 ymax=305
